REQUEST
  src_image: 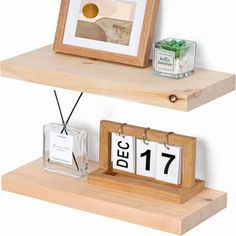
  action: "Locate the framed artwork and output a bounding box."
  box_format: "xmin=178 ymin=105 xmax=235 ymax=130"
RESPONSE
xmin=53 ymin=0 xmax=160 ymax=67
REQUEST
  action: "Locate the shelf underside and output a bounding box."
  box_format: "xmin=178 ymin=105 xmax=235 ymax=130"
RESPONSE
xmin=2 ymin=158 xmax=226 ymax=235
xmin=1 ymin=46 xmax=235 ymax=111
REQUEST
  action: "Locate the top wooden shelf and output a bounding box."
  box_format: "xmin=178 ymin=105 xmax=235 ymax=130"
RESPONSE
xmin=1 ymin=45 xmax=235 ymax=111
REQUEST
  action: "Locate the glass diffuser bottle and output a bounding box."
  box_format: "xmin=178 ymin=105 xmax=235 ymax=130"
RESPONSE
xmin=43 ymin=123 xmax=88 ymax=178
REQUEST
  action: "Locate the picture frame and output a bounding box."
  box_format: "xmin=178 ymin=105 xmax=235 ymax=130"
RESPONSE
xmin=53 ymin=0 xmax=160 ymax=67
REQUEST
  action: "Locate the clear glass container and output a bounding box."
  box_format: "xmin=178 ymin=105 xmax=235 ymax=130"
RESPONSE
xmin=153 ymin=38 xmax=197 ymax=79
xmin=43 ymin=123 xmax=88 ymax=177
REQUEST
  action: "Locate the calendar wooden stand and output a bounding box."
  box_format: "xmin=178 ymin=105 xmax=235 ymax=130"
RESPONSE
xmin=88 ymin=120 xmax=205 ymax=203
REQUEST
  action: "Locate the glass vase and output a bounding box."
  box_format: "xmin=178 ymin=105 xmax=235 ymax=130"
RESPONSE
xmin=153 ymin=38 xmax=197 ymax=79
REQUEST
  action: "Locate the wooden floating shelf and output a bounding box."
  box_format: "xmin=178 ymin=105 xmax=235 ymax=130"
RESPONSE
xmin=1 ymin=46 xmax=235 ymax=111
xmin=2 ymin=158 xmax=226 ymax=235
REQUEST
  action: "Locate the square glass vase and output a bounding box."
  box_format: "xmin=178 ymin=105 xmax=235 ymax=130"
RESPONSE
xmin=153 ymin=38 xmax=197 ymax=79
xmin=43 ymin=123 xmax=88 ymax=178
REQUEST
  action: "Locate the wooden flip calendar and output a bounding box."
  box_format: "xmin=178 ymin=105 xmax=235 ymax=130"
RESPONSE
xmin=88 ymin=120 xmax=205 ymax=203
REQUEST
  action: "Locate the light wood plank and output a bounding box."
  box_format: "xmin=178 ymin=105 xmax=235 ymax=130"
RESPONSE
xmin=0 ymin=46 xmax=235 ymax=111
xmin=1 ymin=158 xmax=226 ymax=235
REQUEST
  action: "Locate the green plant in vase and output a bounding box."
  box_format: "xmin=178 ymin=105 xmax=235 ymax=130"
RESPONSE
xmin=153 ymin=38 xmax=197 ymax=79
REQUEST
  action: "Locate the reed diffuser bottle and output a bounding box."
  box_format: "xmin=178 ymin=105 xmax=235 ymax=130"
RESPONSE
xmin=43 ymin=91 xmax=88 ymax=177
xmin=43 ymin=123 xmax=88 ymax=177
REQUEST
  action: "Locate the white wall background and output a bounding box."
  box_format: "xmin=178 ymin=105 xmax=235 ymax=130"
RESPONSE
xmin=0 ymin=0 xmax=235 ymax=235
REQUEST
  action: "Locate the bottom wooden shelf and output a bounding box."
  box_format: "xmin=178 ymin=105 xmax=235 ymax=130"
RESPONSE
xmin=1 ymin=158 xmax=226 ymax=235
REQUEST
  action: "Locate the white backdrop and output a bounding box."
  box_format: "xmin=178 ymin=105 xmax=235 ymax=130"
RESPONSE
xmin=0 ymin=0 xmax=236 ymax=235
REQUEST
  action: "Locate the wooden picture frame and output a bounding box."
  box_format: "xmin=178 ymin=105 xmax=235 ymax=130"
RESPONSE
xmin=53 ymin=0 xmax=160 ymax=67
xmin=88 ymin=120 xmax=205 ymax=203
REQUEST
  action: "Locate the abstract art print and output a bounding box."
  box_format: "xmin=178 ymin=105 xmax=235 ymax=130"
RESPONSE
xmin=75 ymin=0 xmax=136 ymax=46
xmin=54 ymin=0 xmax=160 ymax=67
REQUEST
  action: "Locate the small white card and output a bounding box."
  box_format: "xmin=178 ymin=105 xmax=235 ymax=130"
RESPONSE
xmin=136 ymin=139 xmax=157 ymax=178
xmin=154 ymin=48 xmax=175 ymax=71
xmin=49 ymin=131 xmax=73 ymax=165
xmin=155 ymin=143 xmax=182 ymax=185
xmin=111 ymin=133 xmax=135 ymax=173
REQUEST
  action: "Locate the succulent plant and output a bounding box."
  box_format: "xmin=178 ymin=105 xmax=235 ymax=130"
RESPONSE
xmin=160 ymin=39 xmax=189 ymax=59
